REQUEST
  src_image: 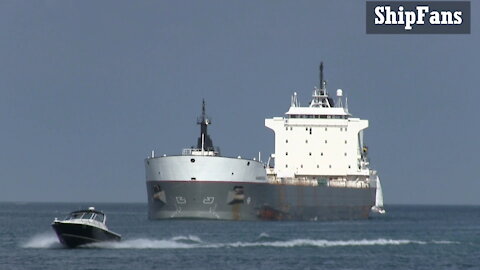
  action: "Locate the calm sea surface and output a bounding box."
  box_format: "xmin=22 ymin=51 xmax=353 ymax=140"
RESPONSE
xmin=1 ymin=203 xmax=479 ymax=270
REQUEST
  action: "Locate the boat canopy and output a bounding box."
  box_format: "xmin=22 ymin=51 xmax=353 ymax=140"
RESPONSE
xmin=66 ymin=209 xmax=105 ymax=223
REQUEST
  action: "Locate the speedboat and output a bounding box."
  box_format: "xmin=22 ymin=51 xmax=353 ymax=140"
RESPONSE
xmin=51 ymin=207 xmax=121 ymax=248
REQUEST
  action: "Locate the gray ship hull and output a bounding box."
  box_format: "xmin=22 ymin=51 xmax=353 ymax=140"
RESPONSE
xmin=145 ymin=155 xmax=376 ymax=221
xmin=146 ymin=180 xmax=376 ymax=221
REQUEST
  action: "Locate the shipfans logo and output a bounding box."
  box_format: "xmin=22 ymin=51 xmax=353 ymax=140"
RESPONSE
xmin=366 ymin=1 xmax=470 ymax=34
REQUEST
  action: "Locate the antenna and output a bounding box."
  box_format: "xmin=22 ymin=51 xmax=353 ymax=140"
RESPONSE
xmin=201 ymin=99 xmax=206 ymax=121
xmin=319 ymin=62 xmax=324 ymax=89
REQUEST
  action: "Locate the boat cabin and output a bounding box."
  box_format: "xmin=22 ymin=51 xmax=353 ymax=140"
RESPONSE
xmin=65 ymin=207 xmax=106 ymax=224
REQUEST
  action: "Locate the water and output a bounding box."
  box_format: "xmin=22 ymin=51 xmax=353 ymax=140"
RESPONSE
xmin=1 ymin=203 xmax=480 ymax=270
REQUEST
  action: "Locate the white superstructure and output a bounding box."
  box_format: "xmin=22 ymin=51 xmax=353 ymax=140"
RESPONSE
xmin=265 ymin=63 xmax=373 ymax=183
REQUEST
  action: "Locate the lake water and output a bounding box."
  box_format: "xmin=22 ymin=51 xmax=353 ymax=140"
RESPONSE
xmin=1 ymin=203 xmax=479 ymax=270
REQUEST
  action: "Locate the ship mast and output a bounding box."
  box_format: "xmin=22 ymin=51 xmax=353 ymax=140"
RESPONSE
xmin=196 ymin=99 xmax=214 ymax=151
xmin=310 ymin=62 xmax=334 ymax=108
xmin=320 ymin=62 xmax=325 ymax=90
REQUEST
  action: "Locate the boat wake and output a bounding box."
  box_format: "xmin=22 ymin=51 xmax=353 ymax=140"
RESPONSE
xmin=87 ymin=235 xmax=459 ymax=249
xmin=22 ymin=233 xmax=459 ymax=249
xmin=22 ymin=233 xmax=62 ymax=249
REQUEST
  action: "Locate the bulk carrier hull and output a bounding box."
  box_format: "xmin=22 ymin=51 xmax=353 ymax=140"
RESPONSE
xmin=147 ymin=181 xmax=375 ymax=221
xmin=145 ymin=155 xmax=376 ymax=221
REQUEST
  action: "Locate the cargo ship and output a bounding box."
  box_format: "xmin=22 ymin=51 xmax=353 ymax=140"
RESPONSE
xmin=145 ymin=63 xmax=383 ymax=220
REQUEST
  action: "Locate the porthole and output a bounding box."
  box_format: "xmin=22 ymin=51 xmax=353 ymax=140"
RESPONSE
xmin=286 ymin=152 xmax=288 ymax=156
xmin=309 ymin=152 xmax=312 ymax=156
xmin=247 ymin=161 xmax=250 ymax=166
xmin=190 ymin=158 xmax=195 ymax=163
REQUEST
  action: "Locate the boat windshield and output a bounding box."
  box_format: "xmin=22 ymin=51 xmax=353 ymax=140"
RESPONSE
xmin=66 ymin=211 xmax=102 ymax=221
xmin=82 ymin=212 xmax=94 ymax=220
xmin=93 ymin=213 xmax=105 ymax=223
xmin=67 ymin=212 xmax=84 ymax=220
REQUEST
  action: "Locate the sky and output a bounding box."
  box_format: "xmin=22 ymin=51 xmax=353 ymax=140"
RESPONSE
xmin=0 ymin=0 xmax=478 ymax=204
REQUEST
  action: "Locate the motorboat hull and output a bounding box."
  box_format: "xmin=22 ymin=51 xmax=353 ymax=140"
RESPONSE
xmin=51 ymin=221 xmax=121 ymax=248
